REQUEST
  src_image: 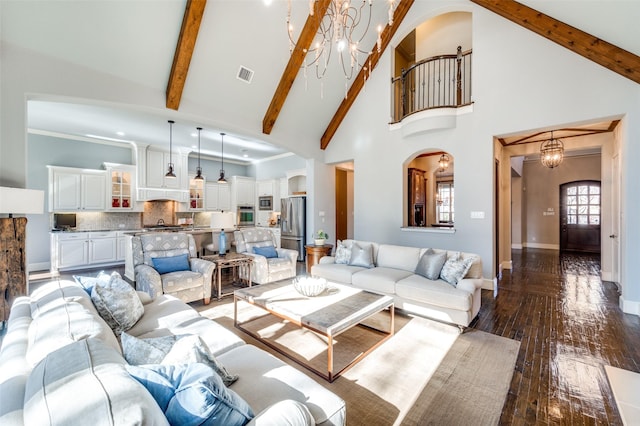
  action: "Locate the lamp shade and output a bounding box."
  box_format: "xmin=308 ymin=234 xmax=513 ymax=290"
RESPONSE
xmin=210 ymin=211 xmax=235 ymax=230
xmin=0 ymin=187 xmax=44 ymax=215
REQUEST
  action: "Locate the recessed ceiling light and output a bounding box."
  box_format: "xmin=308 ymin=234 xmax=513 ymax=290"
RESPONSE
xmin=191 ymin=132 xmax=197 ymax=137
xmin=116 ymin=131 xmax=125 ymax=136
xmin=242 ymin=149 xmax=249 ymax=158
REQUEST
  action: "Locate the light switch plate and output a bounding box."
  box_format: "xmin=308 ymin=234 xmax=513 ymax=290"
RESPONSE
xmin=470 ymin=211 xmax=485 ymax=219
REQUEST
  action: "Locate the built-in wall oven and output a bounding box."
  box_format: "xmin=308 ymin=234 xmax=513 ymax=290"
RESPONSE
xmin=237 ymin=205 xmax=255 ymax=227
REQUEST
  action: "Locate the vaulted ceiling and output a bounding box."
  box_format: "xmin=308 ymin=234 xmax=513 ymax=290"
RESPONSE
xmin=4 ymin=0 xmax=639 ymax=163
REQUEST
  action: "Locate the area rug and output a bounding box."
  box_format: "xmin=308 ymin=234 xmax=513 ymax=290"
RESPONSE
xmin=196 ymin=299 xmax=519 ymax=425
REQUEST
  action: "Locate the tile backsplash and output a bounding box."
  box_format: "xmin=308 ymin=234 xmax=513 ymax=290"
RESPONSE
xmin=52 ymin=212 xmax=142 ymax=231
xmin=142 ymin=201 xmax=176 ymax=226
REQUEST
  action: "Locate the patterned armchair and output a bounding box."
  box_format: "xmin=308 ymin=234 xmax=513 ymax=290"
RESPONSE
xmin=132 ymin=233 xmax=215 ymax=304
xmin=233 ymin=228 xmax=298 ymax=285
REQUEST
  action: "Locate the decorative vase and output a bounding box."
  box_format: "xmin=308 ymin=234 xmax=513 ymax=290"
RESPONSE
xmin=314 ymin=238 xmax=325 ymax=246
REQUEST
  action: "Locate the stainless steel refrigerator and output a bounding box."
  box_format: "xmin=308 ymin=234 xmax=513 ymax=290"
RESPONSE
xmin=280 ymin=196 xmax=306 ymax=261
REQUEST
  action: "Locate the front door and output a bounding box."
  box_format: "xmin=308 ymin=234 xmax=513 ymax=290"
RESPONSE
xmin=560 ymin=181 xmax=601 ymax=253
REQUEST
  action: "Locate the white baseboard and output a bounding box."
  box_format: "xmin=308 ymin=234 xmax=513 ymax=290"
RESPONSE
xmin=620 ymin=296 xmax=640 ymax=316
xmin=29 ymin=262 xmax=50 ymax=273
xmin=523 ymin=242 xmax=560 ymax=250
xmin=481 ymin=278 xmax=494 ymax=291
xmin=511 ymin=243 xmax=523 ymax=250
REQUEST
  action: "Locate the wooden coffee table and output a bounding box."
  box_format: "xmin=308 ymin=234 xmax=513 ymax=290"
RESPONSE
xmin=234 ymin=280 xmax=394 ymax=382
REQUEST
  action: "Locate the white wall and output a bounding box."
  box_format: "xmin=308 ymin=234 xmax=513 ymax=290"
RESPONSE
xmin=323 ymin=1 xmax=640 ymax=313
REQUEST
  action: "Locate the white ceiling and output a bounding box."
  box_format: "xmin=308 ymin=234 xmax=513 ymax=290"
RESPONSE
xmin=3 ymin=0 xmax=394 ymax=163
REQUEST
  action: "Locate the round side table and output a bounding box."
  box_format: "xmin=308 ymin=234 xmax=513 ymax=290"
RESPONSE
xmin=305 ymin=244 xmax=333 ymax=274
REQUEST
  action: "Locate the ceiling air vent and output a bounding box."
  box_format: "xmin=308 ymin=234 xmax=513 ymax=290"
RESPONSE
xmin=237 ymin=66 xmax=254 ymax=84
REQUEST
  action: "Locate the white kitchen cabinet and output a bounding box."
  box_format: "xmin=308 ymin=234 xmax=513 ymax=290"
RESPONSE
xmin=116 ymin=232 xmax=127 ymax=261
xmin=205 ymin=182 xmax=232 ymax=211
xmin=89 ymin=232 xmax=118 ymax=264
xmin=48 ymin=166 xmax=106 ymax=212
xmin=231 ymin=176 xmax=255 ymax=206
xmin=51 ymin=231 xmax=121 ymax=271
xmin=279 ymin=177 xmax=288 ymax=201
xmin=257 ymin=180 xmax=275 ymax=197
xmin=55 ymin=233 xmax=89 ymax=269
xmin=146 ymin=148 xmax=183 ymax=190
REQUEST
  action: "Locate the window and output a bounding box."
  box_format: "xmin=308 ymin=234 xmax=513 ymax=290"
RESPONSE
xmin=566 ymin=184 xmax=600 ymax=225
xmin=437 ymin=181 xmax=454 ymax=223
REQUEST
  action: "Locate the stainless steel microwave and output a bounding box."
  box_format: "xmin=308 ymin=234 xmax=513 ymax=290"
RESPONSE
xmin=258 ymin=195 xmax=273 ymax=211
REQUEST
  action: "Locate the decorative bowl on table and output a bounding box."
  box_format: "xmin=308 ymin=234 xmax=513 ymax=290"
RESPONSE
xmin=293 ymin=276 xmax=327 ymax=297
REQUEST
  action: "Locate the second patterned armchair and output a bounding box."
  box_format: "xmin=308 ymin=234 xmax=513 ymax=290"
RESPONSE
xmin=132 ymin=232 xmax=215 ymax=304
xmin=233 ymin=228 xmax=298 ymax=285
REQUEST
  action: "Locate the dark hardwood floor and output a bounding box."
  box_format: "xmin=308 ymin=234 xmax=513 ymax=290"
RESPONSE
xmin=25 ymin=250 xmax=640 ymax=425
xmin=471 ymin=248 xmax=640 ymax=425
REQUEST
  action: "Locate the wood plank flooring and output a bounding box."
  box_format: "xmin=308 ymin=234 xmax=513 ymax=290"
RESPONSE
xmin=471 ymin=248 xmax=640 ymax=425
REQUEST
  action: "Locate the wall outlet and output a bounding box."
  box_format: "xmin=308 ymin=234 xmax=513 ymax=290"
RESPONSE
xmin=470 ymin=211 xmax=485 ymax=219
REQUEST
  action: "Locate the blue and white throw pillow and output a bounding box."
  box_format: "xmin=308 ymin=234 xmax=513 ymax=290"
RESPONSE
xmin=126 ymin=363 xmax=254 ymax=426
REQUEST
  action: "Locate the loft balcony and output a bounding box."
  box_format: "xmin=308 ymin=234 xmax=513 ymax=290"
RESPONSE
xmin=391 ymin=47 xmax=473 ymax=135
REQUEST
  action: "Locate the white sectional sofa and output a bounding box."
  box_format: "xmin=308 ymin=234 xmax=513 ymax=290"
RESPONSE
xmin=310 ymin=239 xmax=483 ymax=328
xmin=0 ymin=278 xmax=345 ymax=425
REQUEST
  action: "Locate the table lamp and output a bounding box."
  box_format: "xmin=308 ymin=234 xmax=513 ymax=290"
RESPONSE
xmin=210 ymin=211 xmax=236 ymax=256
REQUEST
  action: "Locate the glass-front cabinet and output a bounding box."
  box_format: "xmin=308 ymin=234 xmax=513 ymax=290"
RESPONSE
xmin=189 ymin=176 xmax=205 ymax=210
xmin=104 ymin=163 xmax=136 ymax=211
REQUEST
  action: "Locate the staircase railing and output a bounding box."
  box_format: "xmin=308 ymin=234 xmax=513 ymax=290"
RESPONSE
xmin=392 ymin=47 xmax=472 ymax=123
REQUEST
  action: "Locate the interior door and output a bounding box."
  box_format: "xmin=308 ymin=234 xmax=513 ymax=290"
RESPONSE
xmin=560 ymin=181 xmax=601 ymax=253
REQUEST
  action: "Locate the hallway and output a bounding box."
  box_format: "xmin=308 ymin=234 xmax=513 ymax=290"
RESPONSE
xmin=471 ymin=248 xmax=640 ymax=425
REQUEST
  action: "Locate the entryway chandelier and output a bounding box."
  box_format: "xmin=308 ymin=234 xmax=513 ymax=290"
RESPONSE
xmin=287 ymin=0 xmax=396 ymax=96
xmin=540 ymin=131 xmax=564 ymax=169
xmin=438 ymin=153 xmax=450 ymax=172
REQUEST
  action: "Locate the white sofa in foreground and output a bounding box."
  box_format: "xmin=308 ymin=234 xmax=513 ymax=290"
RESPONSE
xmin=310 ymin=239 xmax=483 ymax=328
xmin=0 ymin=277 xmax=345 ymax=425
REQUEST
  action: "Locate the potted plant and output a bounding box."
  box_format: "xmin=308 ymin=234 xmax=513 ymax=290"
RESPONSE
xmin=315 ymin=230 xmax=328 ymax=246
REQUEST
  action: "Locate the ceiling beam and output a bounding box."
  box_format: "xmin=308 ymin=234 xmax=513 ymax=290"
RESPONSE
xmin=262 ymin=0 xmax=332 ymax=135
xmin=471 ymin=0 xmax=640 ymax=85
xmin=166 ymin=0 xmax=207 ymax=110
xmin=321 ymin=0 xmax=414 ymax=150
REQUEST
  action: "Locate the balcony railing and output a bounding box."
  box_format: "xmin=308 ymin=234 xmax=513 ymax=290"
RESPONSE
xmin=392 ymin=47 xmax=472 ymax=123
